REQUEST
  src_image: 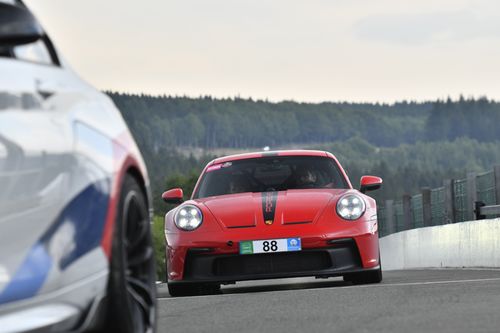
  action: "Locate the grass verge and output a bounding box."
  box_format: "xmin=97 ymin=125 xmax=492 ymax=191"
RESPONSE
xmin=152 ymin=215 xmax=166 ymax=281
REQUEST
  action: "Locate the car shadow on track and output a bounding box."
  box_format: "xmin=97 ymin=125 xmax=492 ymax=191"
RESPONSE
xmin=221 ymin=278 xmax=351 ymax=295
xmin=157 ymin=277 xmax=353 ymax=298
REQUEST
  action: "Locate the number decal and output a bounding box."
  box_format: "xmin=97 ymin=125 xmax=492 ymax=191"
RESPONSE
xmin=262 ymin=240 xmax=278 ymax=252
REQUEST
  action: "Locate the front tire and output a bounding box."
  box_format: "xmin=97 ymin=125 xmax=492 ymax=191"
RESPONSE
xmin=102 ymin=175 xmax=157 ymax=333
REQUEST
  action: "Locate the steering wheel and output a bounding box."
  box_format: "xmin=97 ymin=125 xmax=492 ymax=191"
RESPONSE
xmin=242 ymin=170 xmax=269 ymax=192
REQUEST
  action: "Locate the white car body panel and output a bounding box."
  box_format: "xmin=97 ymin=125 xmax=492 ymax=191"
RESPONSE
xmin=0 ymin=3 xmax=150 ymax=331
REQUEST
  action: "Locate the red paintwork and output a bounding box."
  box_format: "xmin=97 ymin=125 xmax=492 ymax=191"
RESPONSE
xmin=101 ymin=131 xmax=149 ymax=259
xmin=360 ymin=175 xmax=383 ymax=187
xmin=162 ymin=188 xmax=183 ymax=202
xmin=165 ymin=150 xmax=380 ymax=281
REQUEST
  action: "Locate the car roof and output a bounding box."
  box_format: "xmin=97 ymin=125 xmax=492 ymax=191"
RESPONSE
xmin=209 ymin=150 xmax=333 ymax=165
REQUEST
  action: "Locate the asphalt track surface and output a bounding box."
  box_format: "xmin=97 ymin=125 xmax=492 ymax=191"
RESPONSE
xmin=157 ymin=269 xmax=500 ymax=333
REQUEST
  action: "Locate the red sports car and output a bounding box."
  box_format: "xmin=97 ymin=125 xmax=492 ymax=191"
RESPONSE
xmin=163 ymin=150 xmax=382 ymax=296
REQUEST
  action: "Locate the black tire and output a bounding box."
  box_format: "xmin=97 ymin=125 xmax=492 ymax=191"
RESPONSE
xmin=102 ymin=175 xmax=157 ymax=333
xmin=168 ymin=282 xmax=220 ymax=297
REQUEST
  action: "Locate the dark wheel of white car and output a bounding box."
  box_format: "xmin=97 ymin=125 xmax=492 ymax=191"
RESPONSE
xmin=103 ymin=175 xmax=157 ymax=333
xmin=168 ymin=282 xmax=220 ymax=297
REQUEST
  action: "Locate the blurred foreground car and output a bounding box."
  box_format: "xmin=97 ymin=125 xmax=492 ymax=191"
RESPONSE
xmin=163 ymin=150 xmax=383 ymax=297
xmin=0 ymin=1 xmax=156 ymax=332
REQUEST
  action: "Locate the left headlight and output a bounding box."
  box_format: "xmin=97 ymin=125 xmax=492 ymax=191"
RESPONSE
xmin=174 ymin=205 xmax=203 ymax=231
xmin=336 ymin=194 xmax=366 ymax=220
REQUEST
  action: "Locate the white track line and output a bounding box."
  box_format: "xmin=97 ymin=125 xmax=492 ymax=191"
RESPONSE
xmin=401 ymin=267 xmax=500 ymax=271
xmin=340 ymin=277 xmax=500 ymax=290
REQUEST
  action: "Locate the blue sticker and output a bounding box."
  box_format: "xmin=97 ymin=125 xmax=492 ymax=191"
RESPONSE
xmin=287 ymin=238 xmax=301 ymax=251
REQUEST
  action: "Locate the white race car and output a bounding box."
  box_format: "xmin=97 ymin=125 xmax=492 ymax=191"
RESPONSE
xmin=0 ymin=1 xmax=157 ymax=332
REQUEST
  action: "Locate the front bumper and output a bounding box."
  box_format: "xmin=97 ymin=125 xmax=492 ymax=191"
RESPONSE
xmin=0 ymin=303 xmax=80 ymax=333
xmin=168 ymin=238 xmax=379 ymax=284
xmin=0 ymin=270 xmax=107 ymax=333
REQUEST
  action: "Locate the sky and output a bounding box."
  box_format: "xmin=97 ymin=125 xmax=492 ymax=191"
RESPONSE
xmin=25 ymin=0 xmax=500 ymax=103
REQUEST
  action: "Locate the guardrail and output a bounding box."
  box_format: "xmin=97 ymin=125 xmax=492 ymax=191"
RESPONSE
xmin=378 ymin=165 xmax=500 ymax=237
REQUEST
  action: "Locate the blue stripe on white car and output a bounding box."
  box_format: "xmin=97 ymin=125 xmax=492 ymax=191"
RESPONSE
xmin=0 ymin=244 xmax=51 ymax=304
xmin=0 ymin=179 xmax=110 ymax=304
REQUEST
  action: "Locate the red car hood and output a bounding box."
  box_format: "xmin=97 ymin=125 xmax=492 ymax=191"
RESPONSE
xmin=197 ymin=189 xmax=347 ymax=228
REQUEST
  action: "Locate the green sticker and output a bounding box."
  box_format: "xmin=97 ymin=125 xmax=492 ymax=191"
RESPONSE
xmin=240 ymin=241 xmax=253 ymax=254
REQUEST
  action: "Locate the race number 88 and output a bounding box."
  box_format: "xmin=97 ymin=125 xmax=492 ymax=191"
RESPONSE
xmin=263 ymin=241 xmax=278 ymax=252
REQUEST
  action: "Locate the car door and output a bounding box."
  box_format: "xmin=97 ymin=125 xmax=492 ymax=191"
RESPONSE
xmin=0 ymin=1 xmax=103 ymax=302
xmin=0 ymin=35 xmax=77 ymax=302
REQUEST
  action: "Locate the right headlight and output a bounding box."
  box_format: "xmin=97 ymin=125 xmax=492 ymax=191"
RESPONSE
xmin=336 ymin=194 xmax=366 ymax=220
xmin=174 ymin=205 xmax=203 ymax=231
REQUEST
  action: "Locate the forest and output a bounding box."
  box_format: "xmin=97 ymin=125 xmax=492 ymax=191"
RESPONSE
xmin=108 ymin=92 xmax=500 ymax=214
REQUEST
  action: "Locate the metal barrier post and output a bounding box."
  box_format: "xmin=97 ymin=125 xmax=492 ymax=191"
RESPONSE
xmin=444 ymin=179 xmax=455 ymax=223
xmin=466 ymin=172 xmax=477 ymax=221
xmin=422 ymin=187 xmax=432 ymax=227
xmin=385 ymin=200 xmax=395 ymax=235
xmin=475 ymin=201 xmax=486 ymax=220
xmin=494 ymin=165 xmax=500 ymax=205
xmin=402 ymin=194 xmax=412 ymax=230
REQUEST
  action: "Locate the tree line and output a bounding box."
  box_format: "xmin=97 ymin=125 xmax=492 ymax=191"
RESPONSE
xmin=108 ymin=92 xmax=500 ymax=215
xmin=108 ymin=92 xmax=433 ymax=150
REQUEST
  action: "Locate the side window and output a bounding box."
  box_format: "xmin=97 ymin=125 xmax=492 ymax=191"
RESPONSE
xmin=0 ymin=0 xmax=60 ymax=66
xmin=12 ymin=39 xmax=53 ymax=65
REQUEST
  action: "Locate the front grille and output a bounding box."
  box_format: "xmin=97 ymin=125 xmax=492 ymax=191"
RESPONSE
xmin=183 ymin=240 xmax=363 ymax=281
xmin=214 ymin=251 xmax=331 ymax=276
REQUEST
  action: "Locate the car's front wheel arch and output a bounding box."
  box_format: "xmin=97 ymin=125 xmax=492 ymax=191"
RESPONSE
xmin=97 ymin=174 xmax=157 ymax=333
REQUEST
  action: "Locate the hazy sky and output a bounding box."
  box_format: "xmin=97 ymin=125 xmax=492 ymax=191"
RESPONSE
xmin=25 ymin=0 xmax=500 ymax=103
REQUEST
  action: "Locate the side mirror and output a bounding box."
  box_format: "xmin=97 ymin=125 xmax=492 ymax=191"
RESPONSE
xmin=162 ymin=188 xmax=184 ymax=205
xmin=360 ymin=175 xmax=382 ymax=193
xmin=0 ymin=3 xmax=44 ymax=47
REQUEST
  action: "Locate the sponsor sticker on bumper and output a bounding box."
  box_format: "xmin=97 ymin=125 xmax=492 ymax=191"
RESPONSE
xmin=239 ymin=238 xmax=301 ymax=255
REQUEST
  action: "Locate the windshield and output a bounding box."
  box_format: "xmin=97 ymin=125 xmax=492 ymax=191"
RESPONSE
xmin=194 ymin=156 xmax=349 ymax=198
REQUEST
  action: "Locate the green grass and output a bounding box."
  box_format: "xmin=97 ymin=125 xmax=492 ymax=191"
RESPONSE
xmin=151 ymin=215 xmax=166 ymax=281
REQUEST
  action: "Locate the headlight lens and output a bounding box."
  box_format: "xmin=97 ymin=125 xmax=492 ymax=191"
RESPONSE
xmin=336 ymin=194 xmax=366 ymax=220
xmin=174 ymin=205 xmax=203 ymax=231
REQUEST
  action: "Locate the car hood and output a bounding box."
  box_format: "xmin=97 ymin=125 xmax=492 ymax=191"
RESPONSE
xmin=197 ymin=189 xmax=348 ymax=228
